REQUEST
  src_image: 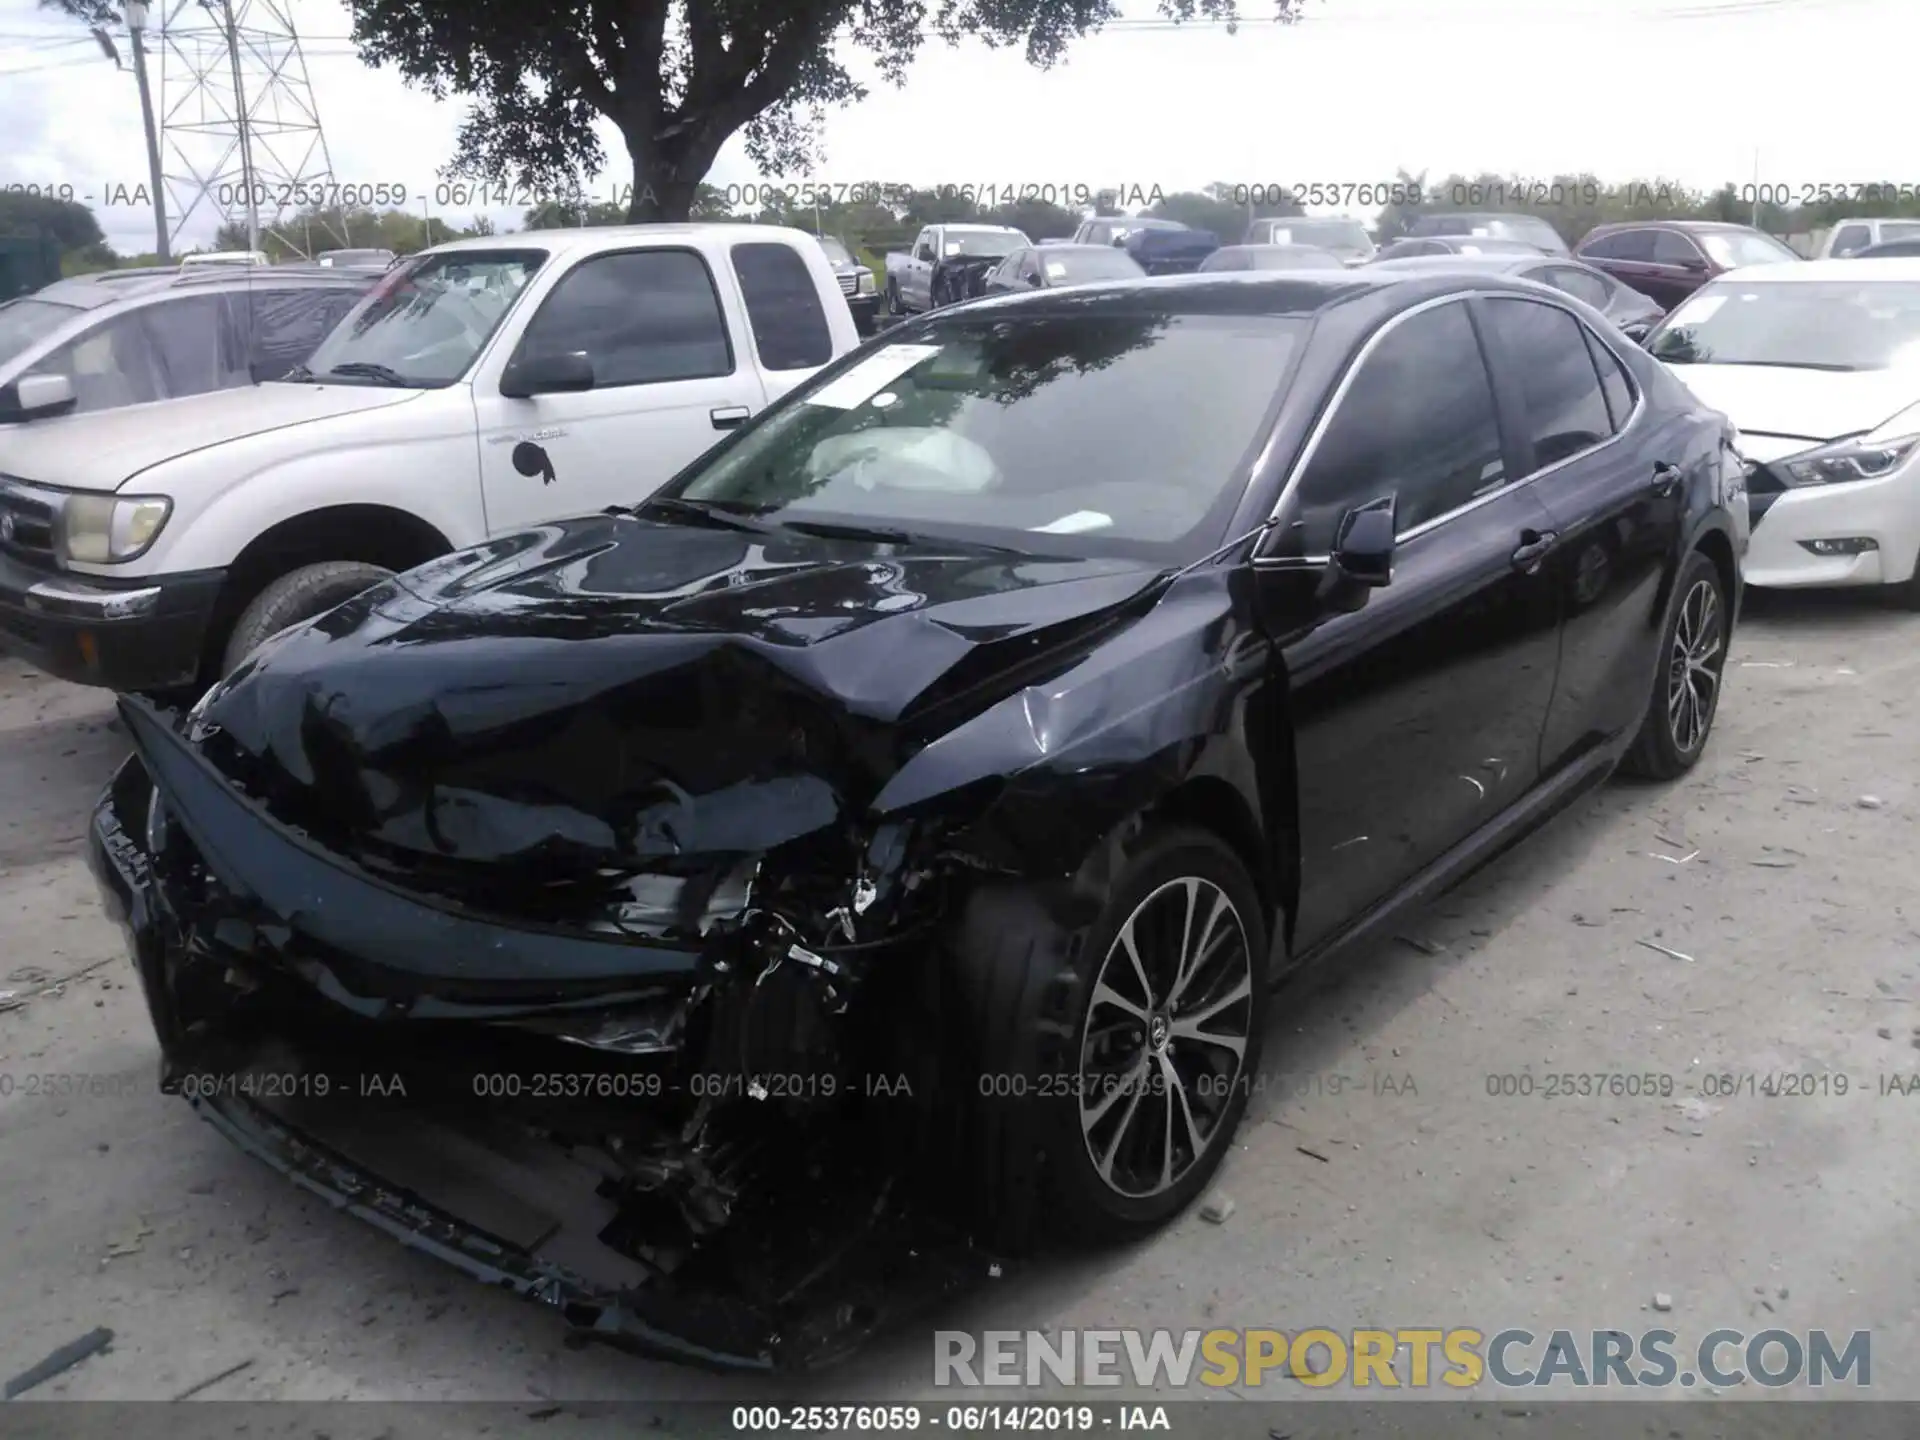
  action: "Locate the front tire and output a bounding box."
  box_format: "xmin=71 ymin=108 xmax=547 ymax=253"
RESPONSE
xmin=944 ymin=825 xmax=1269 ymax=1253
xmin=885 ymin=278 xmax=904 ymax=317
xmin=1620 ymin=549 xmax=1728 ymax=780
xmin=219 ymin=561 xmax=394 ymax=676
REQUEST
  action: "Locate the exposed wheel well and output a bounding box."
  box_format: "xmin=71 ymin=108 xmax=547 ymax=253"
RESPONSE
xmin=202 ymin=505 xmax=453 ymax=677
xmin=1143 ymin=777 xmax=1278 ymax=925
xmin=1694 ymin=528 xmax=1737 ymax=626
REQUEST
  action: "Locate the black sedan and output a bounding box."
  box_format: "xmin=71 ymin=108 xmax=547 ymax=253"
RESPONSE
xmin=1373 ymin=235 xmax=1546 ymax=260
xmin=1366 ymin=252 xmax=1667 ymax=340
xmin=981 ymin=242 xmax=1145 ymax=293
xmin=90 ymin=267 xmax=1747 ymax=1370
xmin=1198 ymin=243 xmax=1346 ymax=272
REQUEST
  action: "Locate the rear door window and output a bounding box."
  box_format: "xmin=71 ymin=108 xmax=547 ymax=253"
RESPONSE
xmin=730 ymin=242 xmax=833 ymax=370
xmin=1482 ymin=297 xmax=1615 ymax=469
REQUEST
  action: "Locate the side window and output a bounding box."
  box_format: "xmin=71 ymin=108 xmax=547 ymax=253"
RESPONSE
xmin=1583 ymin=327 xmax=1637 ymax=433
xmin=1651 ymin=230 xmax=1703 ymax=265
xmin=1290 ymin=301 xmax=1507 ymax=551
xmin=25 ymin=310 xmax=166 ymax=414
xmin=914 ymin=231 xmax=936 ymax=262
xmin=730 ymin=242 xmax=832 ymax=371
xmin=1596 ymin=229 xmax=1656 ymax=262
xmin=1542 ymin=265 xmax=1609 ymax=308
xmin=1483 ymin=298 xmax=1614 ymax=468
xmin=140 ymin=294 xmax=245 ymax=397
xmin=1830 ymin=224 xmax=1871 ymax=257
xmin=513 ymin=249 xmax=732 ymax=387
xmin=227 ymin=287 xmax=357 ymax=381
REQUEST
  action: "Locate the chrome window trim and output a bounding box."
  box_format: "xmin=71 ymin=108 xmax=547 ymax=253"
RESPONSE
xmin=1251 ymin=290 xmax=1645 ymax=569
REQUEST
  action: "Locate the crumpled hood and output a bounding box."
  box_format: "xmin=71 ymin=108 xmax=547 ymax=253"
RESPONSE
xmin=189 ymin=512 xmax=1167 ymax=873
xmin=1665 ymin=363 xmax=1920 ymax=453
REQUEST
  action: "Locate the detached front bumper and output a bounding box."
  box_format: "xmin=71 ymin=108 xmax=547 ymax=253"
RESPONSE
xmin=85 ymin=708 xmax=985 ymax=1370
xmin=0 ymin=552 xmax=222 ymax=691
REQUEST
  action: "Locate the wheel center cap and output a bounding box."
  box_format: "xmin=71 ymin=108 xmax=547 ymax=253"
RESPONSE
xmin=1148 ymin=1014 xmax=1171 ymax=1052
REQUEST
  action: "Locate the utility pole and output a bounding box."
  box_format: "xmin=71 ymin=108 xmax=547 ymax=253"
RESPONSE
xmin=123 ymin=2 xmax=170 ymax=260
xmin=217 ymin=0 xmax=259 ymax=250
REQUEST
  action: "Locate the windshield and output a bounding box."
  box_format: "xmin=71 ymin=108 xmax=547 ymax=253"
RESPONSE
xmin=815 ymin=237 xmax=854 ymax=265
xmin=1696 ymin=229 xmax=1798 ymax=269
xmin=660 ymin=311 xmax=1304 ymax=561
xmin=944 ymin=230 xmax=1027 ymax=257
xmin=1263 ymin=219 xmax=1372 ymax=253
xmin=1047 ymin=250 xmax=1147 ymax=282
xmin=0 ymin=298 xmax=82 ymax=372
xmin=299 ymin=248 xmax=545 ymax=386
xmin=1649 ymin=280 xmax=1920 ymax=370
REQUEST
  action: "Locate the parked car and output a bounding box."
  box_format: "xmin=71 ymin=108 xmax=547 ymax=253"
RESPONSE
xmin=179 ymin=250 xmax=270 ymax=269
xmin=1365 ymin=252 xmax=1666 ymax=340
xmin=1240 ymin=215 xmax=1375 ymax=265
xmin=1070 ymin=215 xmax=1187 ymax=248
xmin=884 ymin=224 xmax=1030 ymax=315
xmin=1035 ymin=237 xmax=1078 ymax=247
xmin=316 ymin=248 xmax=399 ymax=270
xmin=1407 ymin=212 xmax=1569 ymax=255
xmin=1120 ymin=226 xmax=1219 ymax=275
xmin=0 ymin=224 xmax=860 ymax=694
xmin=1199 ymin=244 xmax=1347 ymax=273
xmin=1851 ymin=239 xmax=1920 ymax=260
xmin=1645 ymin=257 xmax=1920 ymax=604
xmin=89 ymin=264 xmax=1743 ymax=1368
xmin=1815 ymin=218 xmax=1920 ymax=259
xmin=1372 ymin=236 xmax=1544 ymax=261
xmin=0 ymin=265 xmax=375 ymax=425
xmin=811 ymin=233 xmax=878 ymax=334
xmin=981 ymin=243 xmax=1145 ymax=292
xmin=1574 ymin=221 xmax=1797 ymax=309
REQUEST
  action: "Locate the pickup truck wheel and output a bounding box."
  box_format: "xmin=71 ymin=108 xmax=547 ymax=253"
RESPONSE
xmin=942 ymin=825 xmax=1268 ymax=1254
xmin=219 ymin=561 xmax=394 ymax=676
xmin=884 ymin=278 xmax=903 ymax=316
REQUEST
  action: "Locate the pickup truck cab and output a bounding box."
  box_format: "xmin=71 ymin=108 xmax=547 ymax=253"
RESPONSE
xmin=0 ymin=223 xmax=860 ymax=693
xmin=1818 ymin=217 xmax=1920 ymax=258
xmin=884 ymin=224 xmax=1029 ymax=315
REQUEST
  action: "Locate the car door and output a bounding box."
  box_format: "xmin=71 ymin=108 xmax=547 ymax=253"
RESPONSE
xmin=472 ymin=245 xmax=768 ymax=536
xmin=907 ymin=229 xmax=938 ymax=310
xmin=1477 ymin=296 xmax=1685 ymax=775
xmin=1255 ymin=295 xmax=1563 ymax=952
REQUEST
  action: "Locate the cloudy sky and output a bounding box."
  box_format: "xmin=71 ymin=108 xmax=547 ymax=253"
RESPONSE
xmin=0 ymin=0 xmax=1904 ymax=254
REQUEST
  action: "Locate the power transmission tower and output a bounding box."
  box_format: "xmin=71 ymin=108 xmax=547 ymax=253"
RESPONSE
xmin=154 ymin=0 xmax=347 ymax=258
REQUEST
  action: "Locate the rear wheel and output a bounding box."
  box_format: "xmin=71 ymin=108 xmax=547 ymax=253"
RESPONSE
xmin=1620 ymin=549 xmax=1727 ymax=779
xmin=885 ymin=278 xmax=904 ymax=316
xmin=944 ymin=825 xmax=1268 ymax=1252
xmin=219 ymin=560 xmax=393 ymax=676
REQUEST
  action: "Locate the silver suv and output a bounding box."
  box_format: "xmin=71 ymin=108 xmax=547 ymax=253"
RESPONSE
xmin=0 ymin=265 xmax=376 ymax=425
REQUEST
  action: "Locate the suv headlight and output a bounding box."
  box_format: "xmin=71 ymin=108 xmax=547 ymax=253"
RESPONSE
xmin=856 ymin=270 xmax=876 ymax=294
xmin=1778 ymin=434 xmax=1919 ymax=488
xmin=60 ymin=494 xmax=171 ymax=563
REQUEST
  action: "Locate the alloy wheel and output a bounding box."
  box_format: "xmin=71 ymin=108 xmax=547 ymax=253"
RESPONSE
xmin=1078 ymin=877 xmax=1254 ymax=1199
xmin=1667 ymin=576 xmax=1723 ymax=753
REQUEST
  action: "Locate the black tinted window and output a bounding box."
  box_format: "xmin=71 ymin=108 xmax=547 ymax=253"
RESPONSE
xmin=731 ymin=242 xmax=833 ymax=370
xmin=230 ymin=287 xmax=359 ymax=379
xmin=1584 ymin=328 xmax=1636 ymax=432
xmin=517 ymin=249 xmax=731 ymax=386
xmin=1586 ymin=230 xmax=1655 ymax=262
xmin=1485 ymin=298 xmax=1613 ymax=467
xmin=1292 ymin=300 xmax=1506 ymax=549
xmin=1542 ymin=265 xmax=1609 ymax=308
xmin=1652 ymin=231 xmax=1703 ymax=265
xmin=142 ymin=294 xmax=244 ymax=396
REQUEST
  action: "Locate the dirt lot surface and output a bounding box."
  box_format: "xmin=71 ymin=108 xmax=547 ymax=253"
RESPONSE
xmin=2 ymin=589 xmax=1917 ymax=1421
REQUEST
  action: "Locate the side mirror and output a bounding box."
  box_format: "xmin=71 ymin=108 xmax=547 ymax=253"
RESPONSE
xmin=1317 ymin=496 xmax=1396 ymax=612
xmin=499 ymin=349 xmax=594 ymax=399
xmin=1680 ymin=256 xmax=1709 ymax=273
xmin=2 ymin=371 xmax=77 ymax=420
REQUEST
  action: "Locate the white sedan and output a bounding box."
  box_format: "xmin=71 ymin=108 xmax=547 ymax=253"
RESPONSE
xmin=1646 ymin=257 xmax=1920 ymax=603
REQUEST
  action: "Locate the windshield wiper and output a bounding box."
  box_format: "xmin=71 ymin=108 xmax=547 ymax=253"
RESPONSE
xmin=327 ymin=361 xmax=412 ymax=386
xmin=774 ymin=516 xmax=1028 ymax=555
xmin=629 ymin=495 xmax=777 ymax=535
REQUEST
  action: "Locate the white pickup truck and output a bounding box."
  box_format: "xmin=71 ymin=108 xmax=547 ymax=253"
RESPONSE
xmin=0 ymin=223 xmax=861 ymax=693
xmin=883 ymin=223 xmax=1030 ymax=316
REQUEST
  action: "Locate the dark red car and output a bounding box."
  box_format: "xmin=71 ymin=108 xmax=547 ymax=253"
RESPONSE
xmin=1573 ymin=220 xmax=1798 ymax=309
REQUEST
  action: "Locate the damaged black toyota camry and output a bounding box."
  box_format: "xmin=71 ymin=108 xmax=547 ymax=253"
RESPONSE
xmin=88 ymin=268 xmax=1747 ymax=1370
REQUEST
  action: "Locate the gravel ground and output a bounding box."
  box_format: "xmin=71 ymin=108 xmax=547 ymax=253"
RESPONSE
xmin=2 ymin=588 xmax=1917 ymax=1419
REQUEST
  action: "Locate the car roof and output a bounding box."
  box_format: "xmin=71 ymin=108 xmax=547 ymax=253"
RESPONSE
xmin=1706 ymin=256 xmax=1920 ymax=282
xmin=945 ymin=266 xmax=1549 ymax=320
xmin=1586 ymin=219 xmax=1763 ymax=235
xmin=1218 ymin=243 xmax=1344 ymax=255
xmin=1039 ymin=243 xmax=1135 ymax=257
xmin=1858 ymin=241 xmax=1920 ymax=257
xmin=1367 ymin=252 xmax=1541 ymax=272
xmin=1089 ymin=216 xmax=1183 ymax=228
xmin=423 ymin=222 xmax=821 ymax=258
xmin=1416 ymin=212 xmax=1554 ymax=224
xmin=30 ymin=265 xmax=375 ymax=310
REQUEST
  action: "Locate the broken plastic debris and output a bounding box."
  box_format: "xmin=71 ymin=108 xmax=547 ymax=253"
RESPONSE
xmin=1636 ymin=939 xmax=1694 ymax=964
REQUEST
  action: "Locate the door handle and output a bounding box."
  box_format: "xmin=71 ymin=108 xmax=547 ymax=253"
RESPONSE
xmin=1511 ymin=529 xmax=1559 ymax=572
xmin=1650 ymin=461 xmax=1683 ymax=497
xmin=710 ymin=405 xmax=751 ymax=430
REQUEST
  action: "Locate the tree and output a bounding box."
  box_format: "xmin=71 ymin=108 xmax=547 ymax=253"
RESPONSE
xmin=0 ymin=190 xmax=108 ymax=253
xmin=344 ymin=0 xmax=1304 ymax=224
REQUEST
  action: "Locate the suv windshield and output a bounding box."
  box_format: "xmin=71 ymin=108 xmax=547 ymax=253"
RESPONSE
xmin=943 ymin=230 xmax=1027 ymax=257
xmin=1650 ymin=280 xmax=1920 ymax=370
xmin=0 ymin=298 xmax=83 ymax=372
xmin=1696 ymin=229 xmax=1798 ymax=269
xmin=662 ymin=310 xmax=1304 ymax=561
xmin=1259 ymin=219 xmax=1372 ymax=254
xmin=299 ymin=249 xmax=546 ymax=386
